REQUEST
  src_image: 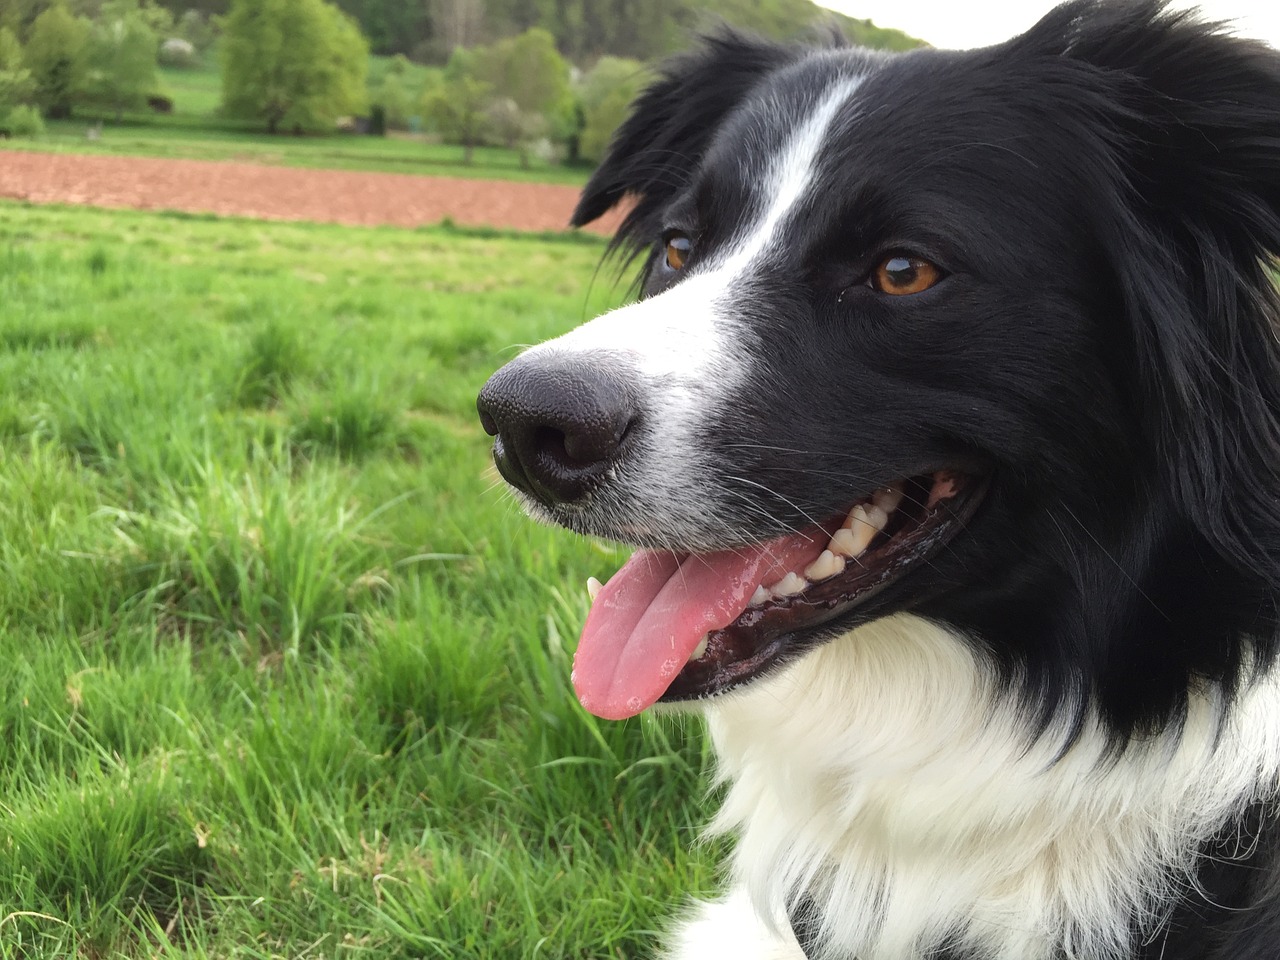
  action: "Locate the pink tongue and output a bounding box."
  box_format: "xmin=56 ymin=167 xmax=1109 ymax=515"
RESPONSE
xmin=572 ymin=532 xmax=828 ymax=720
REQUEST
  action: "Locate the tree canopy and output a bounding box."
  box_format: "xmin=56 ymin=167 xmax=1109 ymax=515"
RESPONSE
xmin=84 ymin=0 xmax=160 ymax=120
xmin=220 ymin=0 xmax=367 ymax=134
xmin=420 ymin=46 xmax=491 ymax=163
xmin=577 ymin=55 xmax=647 ymax=162
xmin=24 ymin=2 xmax=89 ymax=118
xmin=20 ymin=0 xmax=921 ymax=61
xmin=0 ymin=27 xmax=35 ymax=112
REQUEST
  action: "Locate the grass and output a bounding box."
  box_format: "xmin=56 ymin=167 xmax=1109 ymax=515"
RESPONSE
xmin=0 ymin=200 xmax=717 ymax=957
xmin=0 ymin=61 xmax=590 ymax=186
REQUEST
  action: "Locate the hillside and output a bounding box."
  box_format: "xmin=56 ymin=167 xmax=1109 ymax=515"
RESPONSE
xmin=148 ymin=0 xmax=924 ymax=61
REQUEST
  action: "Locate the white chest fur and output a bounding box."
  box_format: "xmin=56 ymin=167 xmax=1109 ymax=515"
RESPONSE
xmin=670 ymin=614 xmax=1280 ymax=960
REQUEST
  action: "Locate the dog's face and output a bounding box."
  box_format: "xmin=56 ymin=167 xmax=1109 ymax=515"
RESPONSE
xmin=479 ymin=0 xmax=1280 ymax=729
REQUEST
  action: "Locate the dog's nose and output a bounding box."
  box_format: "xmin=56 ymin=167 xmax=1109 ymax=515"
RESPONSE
xmin=477 ymin=355 xmax=637 ymax=505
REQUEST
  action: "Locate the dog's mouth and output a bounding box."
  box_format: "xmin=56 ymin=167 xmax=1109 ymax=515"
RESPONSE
xmin=572 ymin=471 xmax=985 ymax=719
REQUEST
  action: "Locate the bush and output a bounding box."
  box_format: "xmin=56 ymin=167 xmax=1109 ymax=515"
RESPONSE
xmin=3 ymin=105 xmax=44 ymax=138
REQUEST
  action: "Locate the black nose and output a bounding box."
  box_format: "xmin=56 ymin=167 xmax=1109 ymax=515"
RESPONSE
xmin=477 ymin=354 xmax=638 ymax=505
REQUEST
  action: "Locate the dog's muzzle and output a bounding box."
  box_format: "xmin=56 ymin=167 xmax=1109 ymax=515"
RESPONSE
xmin=477 ymin=353 xmax=639 ymax=507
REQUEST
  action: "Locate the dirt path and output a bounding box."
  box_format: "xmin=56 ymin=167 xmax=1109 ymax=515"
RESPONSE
xmin=0 ymin=151 xmax=623 ymax=235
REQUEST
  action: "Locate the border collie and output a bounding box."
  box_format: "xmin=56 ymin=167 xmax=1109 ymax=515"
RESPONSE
xmin=476 ymin=2 xmax=1280 ymax=957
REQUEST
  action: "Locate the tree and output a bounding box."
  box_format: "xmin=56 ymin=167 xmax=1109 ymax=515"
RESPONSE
xmin=576 ymin=56 xmax=646 ymax=163
xmin=420 ymin=46 xmax=489 ymax=164
xmin=84 ymin=0 xmax=159 ymax=121
xmin=220 ymin=0 xmax=367 ymax=134
xmin=485 ymin=94 xmax=545 ymax=166
xmin=331 ymin=0 xmax=430 ymax=58
xmin=0 ymin=28 xmax=35 ymax=114
xmin=474 ymin=27 xmax=573 ymax=155
xmin=23 ymin=3 xmax=89 ymax=119
xmin=369 ymin=52 xmax=412 ymax=128
xmin=430 ymin=0 xmax=484 ymax=56
xmin=476 ymin=27 xmax=568 ymax=118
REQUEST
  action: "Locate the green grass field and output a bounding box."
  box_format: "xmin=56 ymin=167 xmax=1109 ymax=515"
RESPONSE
xmin=0 ymin=62 xmax=589 ymax=186
xmin=0 ymin=201 xmax=716 ymax=957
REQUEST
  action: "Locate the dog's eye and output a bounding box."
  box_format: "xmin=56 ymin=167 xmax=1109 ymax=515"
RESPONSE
xmin=869 ymin=255 xmax=942 ymax=296
xmin=664 ymin=234 xmax=693 ymax=271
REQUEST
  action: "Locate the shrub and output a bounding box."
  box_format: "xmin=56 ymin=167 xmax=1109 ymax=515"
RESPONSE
xmin=3 ymin=104 xmax=44 ymax=138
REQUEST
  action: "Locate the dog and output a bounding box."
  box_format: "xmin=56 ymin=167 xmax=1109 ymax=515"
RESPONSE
xmin=476 ymin=2 xmax=1280 ymax=956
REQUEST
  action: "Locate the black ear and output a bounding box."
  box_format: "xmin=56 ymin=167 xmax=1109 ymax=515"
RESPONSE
xmin=570 ymin=31 xmax=799 ymax=247
xmin=1032 ymin=0 xmax=1280 ymax=586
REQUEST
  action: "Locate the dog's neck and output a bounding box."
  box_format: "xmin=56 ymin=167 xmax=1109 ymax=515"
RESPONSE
xmin=703 ymin=614 xmax=1280 ymax=960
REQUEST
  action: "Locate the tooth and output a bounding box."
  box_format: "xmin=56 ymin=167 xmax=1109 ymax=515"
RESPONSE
xmin=587 ymin=576 xmax=603 ymax=601
xmin=749 ymin=585 xmax=770 ymax=606
xmin=844 ymin=504 xmax=869 ymax=530
xmin=804 ymin=550 xmax=845 ymax=582
xmin=690 ymin=635 xmax=709 ymax=661
xmin=866 ymin=505 xmax=890 ymax=532
xmin=768 ymin=572 xmax=807 ymax=598
xmin=830 ymin=525 xmax=874 ymax=558
xmin=873 ymin=485 xmax=904 ymax=514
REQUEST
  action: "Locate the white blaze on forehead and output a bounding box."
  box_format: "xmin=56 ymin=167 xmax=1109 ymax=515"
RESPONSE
xmin=712 ymin=74 xmax=865 ymax=279
xmin=532 ymin=70 xmax=866 ymax=376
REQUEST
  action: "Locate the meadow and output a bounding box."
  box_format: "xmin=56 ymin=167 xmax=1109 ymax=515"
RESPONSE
xmin=0 ymin=62 xmax=588 ymax=186
xmin=0 ymin=201 xmax=716 ymax=957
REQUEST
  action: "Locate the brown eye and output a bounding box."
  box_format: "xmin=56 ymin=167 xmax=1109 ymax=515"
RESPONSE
xmin=664 ymin=234 xmax=692 ymax=271
xmin=870 ymin=255 xmax=942 ymax=295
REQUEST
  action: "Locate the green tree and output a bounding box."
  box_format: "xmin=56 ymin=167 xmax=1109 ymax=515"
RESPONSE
xmin=576 ymin=55 xmax=645 ymax=163
xmin=220 ymin=0 xmax=368 ymax=134
xmin=0 ymin=0 xmax=45 ymax=41
xmin=474 ymin=27 xmax=574 ymax=155
xmin=332 ymin=0 xmax=431 ymax=57
xmin=370 ymin=54 xmax=412 ymax=128
xmin=24 ymin=2 xmax=89 ymax=119
xmin=476 ymin=27 xmax=567 ymax=118
xmin=420 ymin=46 xmax=489 ymax=164
xmin=0 ymin=28 xmax=36 ymax=114
xmin=84 ymin=0 xmax=159 ymax=121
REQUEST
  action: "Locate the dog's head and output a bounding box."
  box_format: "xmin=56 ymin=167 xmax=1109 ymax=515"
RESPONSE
xmin=478 ymin=0 xmax=1280 ymax=732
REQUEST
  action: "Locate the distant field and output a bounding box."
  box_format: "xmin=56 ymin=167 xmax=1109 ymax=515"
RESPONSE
xmin=0 ymin=201 xmax=714 ymax=956
xmin=0 ymin=61 xmax=590 ymax=186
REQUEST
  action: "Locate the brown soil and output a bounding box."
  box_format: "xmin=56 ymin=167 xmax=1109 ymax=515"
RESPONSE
xmin=0 ymin=151 xmax=624 ymax=235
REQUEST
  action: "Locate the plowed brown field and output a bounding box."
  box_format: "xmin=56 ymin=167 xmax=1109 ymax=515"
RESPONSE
xmin=0 ymin=151 xmax=623 ymax=234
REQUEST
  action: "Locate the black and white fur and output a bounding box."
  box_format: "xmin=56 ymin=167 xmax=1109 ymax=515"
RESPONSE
xmin=479 ymin=2 xmax=1280 ymax=957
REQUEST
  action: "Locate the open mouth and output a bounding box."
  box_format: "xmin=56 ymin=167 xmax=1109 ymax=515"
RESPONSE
xmin=572 ymin=471 xmax=986 ymax=719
